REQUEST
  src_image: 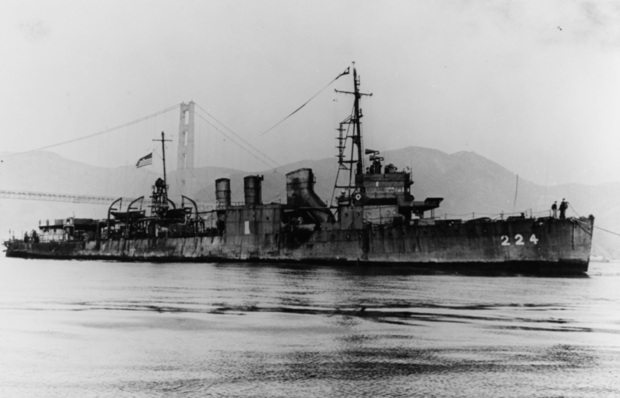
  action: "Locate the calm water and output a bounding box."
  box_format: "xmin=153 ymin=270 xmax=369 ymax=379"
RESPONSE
xmin=1 ymin=257 xmax=619 ymax=397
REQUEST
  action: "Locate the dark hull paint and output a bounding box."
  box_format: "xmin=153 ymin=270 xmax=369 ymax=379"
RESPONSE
xmin=5 ymin=250 xmax=588 ymax=275
xmin=5 ymin=217 xmax=594 ymax=274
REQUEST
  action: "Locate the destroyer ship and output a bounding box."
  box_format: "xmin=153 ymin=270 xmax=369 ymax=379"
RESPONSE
xmin=4 ymin=66 xmax=594 ymax=273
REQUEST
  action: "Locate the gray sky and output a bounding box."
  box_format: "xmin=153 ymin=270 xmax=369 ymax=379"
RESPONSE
xmin=2 ymin=0 xmax=620 ymax=186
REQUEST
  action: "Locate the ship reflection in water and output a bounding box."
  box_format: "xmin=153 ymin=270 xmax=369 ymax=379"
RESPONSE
xmin=1 ymin=258 xmax=619 ymax=397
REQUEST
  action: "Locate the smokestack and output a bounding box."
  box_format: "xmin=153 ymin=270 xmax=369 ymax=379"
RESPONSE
xmin=215 ymin=178 xmax=231 ymax=208
xmin=285 ymin=168 xmax=334 ymax=224
xmin=286 ymin=169 xmax=315 ymax=207
xmin=243 ymin=175 xmax=263 ymax=206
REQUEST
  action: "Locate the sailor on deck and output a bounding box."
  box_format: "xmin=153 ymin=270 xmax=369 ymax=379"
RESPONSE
xmin=551 ymin=201 xmax=558 ymax=219
xmin=559 ymin=199 xmax=568 ymax=220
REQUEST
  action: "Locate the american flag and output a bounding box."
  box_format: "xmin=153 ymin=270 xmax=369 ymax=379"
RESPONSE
xmin=136 ymin=153 xmax=153 ymax=168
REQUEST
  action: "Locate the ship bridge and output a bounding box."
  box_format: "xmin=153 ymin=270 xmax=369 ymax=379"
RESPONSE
xmin=344 ymin=149 xmax=443 ymax=224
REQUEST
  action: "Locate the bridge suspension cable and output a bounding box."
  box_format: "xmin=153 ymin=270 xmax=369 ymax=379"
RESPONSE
xmin=2 ymin=103 xmax=181 ymax=159
xmin=2 ymin=99 xmax=283 ymax=172
xmin=195 ymin=103 xmax=282 ymax=170
xmin=194 ymin=110 xmax=281 ymax=170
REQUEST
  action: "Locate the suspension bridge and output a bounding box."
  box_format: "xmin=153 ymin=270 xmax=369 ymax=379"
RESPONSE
xmin=0 ymin=101 xmax=283 ymax=209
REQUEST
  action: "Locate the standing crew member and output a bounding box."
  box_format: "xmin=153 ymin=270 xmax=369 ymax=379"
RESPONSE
xmin=551 ymin=201 xmax=558 ymax=219
xmin=559 ymin=199 xmax=568 ymax=220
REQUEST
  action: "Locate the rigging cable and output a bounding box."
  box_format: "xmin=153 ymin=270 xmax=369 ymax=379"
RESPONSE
xmin=512 ymin=174 xmax=519 ymax=212
xmin=1 ymin=103 xmax=181 ymax=159
xmin=259 ymin=66 xmax=350 ymax=137
xmin=569 ymin=203 xmax=620 ymax=238
xmin=568 ymin=202 xmax=582 ymax=217
xmin=594 ymin=225 xmax=620 ymax=238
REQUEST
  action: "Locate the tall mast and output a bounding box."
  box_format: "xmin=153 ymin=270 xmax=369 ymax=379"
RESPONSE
xmin=335 ymin=63 xmax=372 ymax=177
xmin=352 ymin=67 xmax=364 ymax=176
xmin=334 ymin=63 xmax=373 ymax=197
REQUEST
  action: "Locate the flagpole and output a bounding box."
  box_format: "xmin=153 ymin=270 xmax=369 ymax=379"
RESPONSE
xmin=161 ymin=132 xmax=168 ymax=201
xmin=153 ymin=132 xmax=172 ymax=203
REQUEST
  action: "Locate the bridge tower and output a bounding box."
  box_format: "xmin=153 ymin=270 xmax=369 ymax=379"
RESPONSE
xmin=177 ymin=101 xmax=195 ymax=191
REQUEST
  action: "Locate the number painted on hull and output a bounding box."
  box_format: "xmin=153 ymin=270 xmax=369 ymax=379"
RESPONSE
xmin=500 ymin=234 xmax=538 ymax=246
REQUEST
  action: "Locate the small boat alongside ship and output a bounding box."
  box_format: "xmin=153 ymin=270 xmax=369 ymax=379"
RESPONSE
xmin=3 ymin=66 xmax=595 ymax=273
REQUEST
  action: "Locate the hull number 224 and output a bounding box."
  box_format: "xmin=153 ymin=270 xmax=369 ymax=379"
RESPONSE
xmin=501 ymin=234 xmax=538 ymax=246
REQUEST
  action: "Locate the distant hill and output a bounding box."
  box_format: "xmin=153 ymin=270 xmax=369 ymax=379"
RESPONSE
xmin=2 ymin=148 xmax=619 ymax=259
xmin=0 ymin=151 xmax=157 ymax=197
xmin=0 ymin=151 xmax=242 ymax=199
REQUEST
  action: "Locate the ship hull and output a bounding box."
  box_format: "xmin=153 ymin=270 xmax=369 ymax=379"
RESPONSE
xmin=5 ymin=217 xmax=594 ymax=274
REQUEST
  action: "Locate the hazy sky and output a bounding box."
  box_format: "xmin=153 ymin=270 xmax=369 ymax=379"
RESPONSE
xmin=2 ymin=0 xmax=620 ymax=186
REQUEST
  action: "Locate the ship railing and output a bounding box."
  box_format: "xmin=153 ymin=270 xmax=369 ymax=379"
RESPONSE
xmin=103 ymin=228 xmax=223 ymax=241
xmin=33 ymin=235 xmax=74 ymax=243
xmin=362 ymin=209 xmax=557 ymax=226
xmin=363 ymin=215 xmax=399 ymax=225
xmin=216 ymin=202 xmax=247 ymax=209
xmin=366 ymin=210 xmax=556 ymax=226
xmin=437 ymin=209 xmax=554 ymax=221
xmin=38 ymin=235 xmax=57 ymax=243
